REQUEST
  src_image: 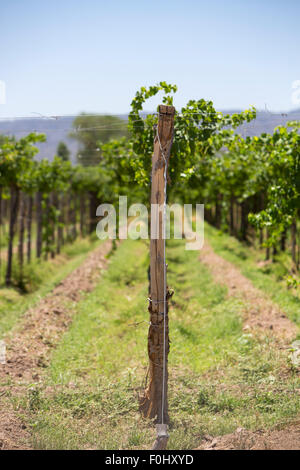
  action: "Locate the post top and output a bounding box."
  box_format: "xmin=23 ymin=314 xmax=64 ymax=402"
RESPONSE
xmin=158 ymin=105 xmax=175 ymax=116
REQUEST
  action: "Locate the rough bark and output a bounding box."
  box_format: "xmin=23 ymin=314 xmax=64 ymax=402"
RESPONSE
xmin=259 ymin=228 xmax=264 ymax=248
xmin=72 ymin=193 xmax=77 ymax=240
xmin=266 ymin=229 xmax=270 ymax=261
xmin=80 ymin=194 xmax=85 ymax=237
xmin=26 ymin=195 xmax=33 ymax=263
xmin=280 ymin=230 xmax=286 ymax=252
xmin=44 ymin=196 xmax=50 ymax=261
xmin=259 ymin=192 xmax=265 ymax=248
xmin=50 ymin=192 xmax=56 ymax=259
xmin=272 ymin=244 xmax=277 ymax=262
xmin=235 ymin=202 xmax=239 ymax=235
xmin=6 ymin=187 xmax=20 ymax=286
xmin=229 ymin=197 xmax=234 ymax=236
xmin=89 ymin=191 xmax=98 ymax=234
xmin=291 ymin=218 xmax=297 ymax=268
xmin=240 ymin=200 xmax=249 ymax=242
xmin=18 ymin=192 xmax=26 ymax=279
xmin=205 ymin=207 xmax=212 ymax=224
xmin=139 ymin=105 xmax=175 ymax=427
xmin=0 ymin=187 xmax=2 ymax=278
xmin=36 ymin=191 xmax=43 ymax=259
xmin=215 ymin=194 xmax=222 ymax=229
xmin=57 ymin=194 xmax=64 ymax=254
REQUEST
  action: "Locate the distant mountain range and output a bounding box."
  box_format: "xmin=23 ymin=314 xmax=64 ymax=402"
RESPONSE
xmin=0 ymin=109 xmax=299 ymax=163
xmin=0 ymin=116 xmax=80 ymax=163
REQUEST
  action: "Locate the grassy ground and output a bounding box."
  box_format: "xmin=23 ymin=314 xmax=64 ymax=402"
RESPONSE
xmin=205 ymin=223 xmax=300 ymax=328
xmin=16 ymin=237 xmax=299 ymax=450
xmin=0 ymin=236 xmax=100 ymax=339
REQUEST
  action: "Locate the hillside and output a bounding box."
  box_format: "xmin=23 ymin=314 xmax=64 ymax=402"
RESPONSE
xmin=0 ymin=109 xmax=299 ymax=163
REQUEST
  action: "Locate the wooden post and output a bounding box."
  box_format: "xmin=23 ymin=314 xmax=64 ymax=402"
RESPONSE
xmin=36 ymin=191 xmax=43 ymax=259
xmin=6 ymin=186 xmax=20 ymax=286
xmin=140 ymin=105 xmax=175 ymax=436
xmin=26 ymin=195 xmax=33 ymax=263
xmin=291 ymin=217 xmax=297 ymax=269
xmin=18 ymin=192 xmax=26 ymax=277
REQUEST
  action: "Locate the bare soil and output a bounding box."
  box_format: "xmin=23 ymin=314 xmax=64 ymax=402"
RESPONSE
xmin=198 ymin=239 xmax=299 ymax=450
xmin=1 ymin=237 xmax=299 ymax=450
xmin=199 ymin=239 xmax=298 ymax=342
xmin=0 ymin=240 xmax=111 ymax=450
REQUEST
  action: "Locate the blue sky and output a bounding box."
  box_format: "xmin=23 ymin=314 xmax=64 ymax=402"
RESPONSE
xmin=1 ymin=0 xmax=299 ymax=117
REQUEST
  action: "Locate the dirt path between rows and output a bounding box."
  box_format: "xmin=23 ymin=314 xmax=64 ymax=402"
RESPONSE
xmin=197 ymin=421 xmax=300 ymax=450
xmin=0 ymin=240 xmax=112 ymax=450
xmin=199 ymin=239 xmax=298 ymax=342
xmin=198 ymin=238 xmax=299 ymax=450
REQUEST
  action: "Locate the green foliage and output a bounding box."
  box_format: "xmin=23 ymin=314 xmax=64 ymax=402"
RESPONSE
xmin=2 ymin=82 xmax=297 ymax=248
xmin=70 ymin=114 xmax=128 ymax=166
xmin=56 ymin=141 xmax=70 ymax=161
xmin=33 ymin=156 xmax=72 ymax=194
xmin=0 ymin=133 xmax=45 ymax=188
xmin=126 ymin=81 xmax=299 ymax=249
xmin=1 ymin=82 xmax=299 ymax=287
xmin=247 ymin=124 xmax=300 ymax=237
xmin=127 ymin=82 xmax=256 ymax=188
xmin=16 ymin=237 xmax=299 ymax=450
